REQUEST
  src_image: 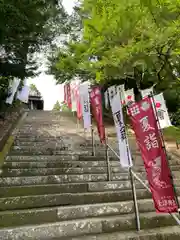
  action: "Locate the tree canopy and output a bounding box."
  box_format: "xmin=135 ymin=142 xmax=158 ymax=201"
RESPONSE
xmin=48 ymin=0 xmax=180 ymax=92
xmin=0 ymin=0 xmax=68 ymax=80
xmin=29 ymin=84 xmax=41 ymax=97
xmin=0 ymin=0 xmax=69 ymax=110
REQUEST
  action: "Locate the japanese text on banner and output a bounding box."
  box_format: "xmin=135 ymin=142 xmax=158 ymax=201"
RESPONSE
xmin=79 ymin=83 xmax=91 ymax=130
xmin=108 ymin=90 xmax=132 ymax=168
xmin=128 ymin=97 xmax=178 ymax=213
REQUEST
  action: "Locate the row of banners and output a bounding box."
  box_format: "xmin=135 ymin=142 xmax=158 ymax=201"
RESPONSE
xmin=64 ymin=81 xmax=178 ymax=214
xmin=6 ymin=79 xmax=30 ymax=105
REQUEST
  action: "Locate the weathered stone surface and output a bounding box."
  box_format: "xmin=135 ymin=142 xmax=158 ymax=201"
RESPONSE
xmin=0 ymin=189 xmax=151 ymax=211
xmin=0 ymin=220 xmax=102 ymax=239
xmin=0 ymin=180 xmax=149 ymax=198
xmin=6 ymin=155 xmax=80 ymax=161
xmin=3 ymin=160 xmax=120 ymax=168
xmin=0 ymin=183 xmax=89 ymax=197
xmin=1 ymin=167 xmax=110 ymax=177
xmin=70 ymin=226 xmax=180 ymax=240
xmin=0 ymin=173 xmax=116 ymax=186
xmin=5 ymin=166 xmax=180 ymax=177
xmin=1 ymin=110 xmax=180 ymax=239
xmin=0 ymin=212 xmax=177 ymax=239
xmin=9 ymin=149 xmax=90 ymax=156
xmin=0 ymin=199 xmax=158 ymax=228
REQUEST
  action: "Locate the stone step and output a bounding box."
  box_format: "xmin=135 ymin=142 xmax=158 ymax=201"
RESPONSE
xmin=11 ymin=146 xmax=111 ymax=154
xmin=66 ymin=226 xmax=180 ymax=240
xmin=16 ymin=134 xmax=62 ymax=138
xmin=0 ymin=212 xmax=177 ymax=239
xmin=0 ymin=181 xmax=146 ymax=197
xmin=80 ymin=155 xmax=180 ymax=166
xmin=2 ymin=165 xmax=180 ymax=177
xmin=13 ymin=141 xmax=67 ymax=146
xmin=0 ymin=173 xmax=136 ymax=187
xmin=0 ymin=199 xmax=162 ymax=228
xmin=6 ymin=155 xmax=81 ymax=161
xmin=0 ymin=167 xmax=125 ymax=177
xmin=3 ymin=161 xmax=180 ymax=178
xmin=9 ymin=150 xmax=90 ymax=156
xmin=12 ymin=145 xmax=69 ymax=151
xmin=14 ymin=137 xmax=62 ymax=142
xmin=3 ymin=160 xmax=120 ymax=168
xmin=0 ymin=189 xmax=151 ymax=211
xmin=6 ymin=155 xmax=113 ymax=161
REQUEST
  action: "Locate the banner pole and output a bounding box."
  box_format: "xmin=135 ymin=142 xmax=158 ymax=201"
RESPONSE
xmin=124 ymin=126 xmax=141 ymax=231
xmin=123 ymin=100 xmax=140 ymax=231
xmin=84 ymin=128 xmax=87 ymax=145
xmin=105 ymin=138 xmax=111 ymax=181
xmin=91 ymin=127 xmax=95 ymax=156
xmin=150 ymin=92 xmax=180 ymax=211
xmin=77 ymin=117 xmax=79 ymax=129
xmin=129 ymin=167 xmax=141 ymax=231
xmin=125 ymin=135 xmax=141 ymax=231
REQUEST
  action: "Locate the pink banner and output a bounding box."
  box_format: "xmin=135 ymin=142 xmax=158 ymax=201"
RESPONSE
xmin=90 ymin=86 xmax=105 ymax=143
xmin=74 ymin=85 xmax=82 ymax=120
xmin=128 ymin=97 xmax=178 ymax=213
xmin=67 ymin=84 xmax=72 ymax=109
xmin=64 ymin=84 xmax=67 ymax=104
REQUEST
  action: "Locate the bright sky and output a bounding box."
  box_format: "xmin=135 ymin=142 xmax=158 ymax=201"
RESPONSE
xmin=28 ymin=0 xmax=75 ymax=110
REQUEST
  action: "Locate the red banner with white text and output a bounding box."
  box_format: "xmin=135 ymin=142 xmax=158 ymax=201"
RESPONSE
xmin=128 ymin=97 xmax=178 ymax=213
xmin=90 ymin=86 xmax=105 ymax=143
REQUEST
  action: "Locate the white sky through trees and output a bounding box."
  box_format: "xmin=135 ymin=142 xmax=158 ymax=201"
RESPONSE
xmin=28 ymin=0 xmax=75 ymax=110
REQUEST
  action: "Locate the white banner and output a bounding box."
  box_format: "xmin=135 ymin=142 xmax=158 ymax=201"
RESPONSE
xmin=117 ymin=84 xmax=125 ymax=104
xmin=17 ymin=85 xmax=30 ymax=103
xmin=6 ymin=78 xmax=21 ymax=104
xmin=152 ymin=93 xmax=171 ymax=129
xmin=108 ymin=85 xmax=117 ymax=101
xmin=79 ymin=82 xmax=91 ymax=130
xmin=108 ymin=89 xmax=133 ymax=168
xmin=104 ymin=90 xmax=109 ymax=109
xmin=125 ymin=88 xmax=135 ymax=105
xmin=140 ymin=87 xmax=153 ymax=99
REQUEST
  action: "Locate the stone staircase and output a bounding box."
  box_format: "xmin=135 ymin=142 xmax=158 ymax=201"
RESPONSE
xmin=0 ymin=110 xmax=180 ymax=239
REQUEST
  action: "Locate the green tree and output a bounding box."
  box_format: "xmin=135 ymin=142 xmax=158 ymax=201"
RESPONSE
xmin=0 ymin=0 xmax=68 ymax=80
xmin=29 ymin=84 xmax=41 ymax=96
xmin=53 ymin=100 xmax=61 ymax=111
xmin=49 ymin=0 xmax=180 ymax=91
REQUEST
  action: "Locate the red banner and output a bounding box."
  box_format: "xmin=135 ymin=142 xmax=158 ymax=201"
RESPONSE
xmin=128 ymin=97 xmax=178 ymax=213
xmin=90 ymin=86 xmax=105 ymax=143
xmin=67 ymin=83 xmax=72 ymax=109
xmin=74 ymin=85 xmax=82 ymax=120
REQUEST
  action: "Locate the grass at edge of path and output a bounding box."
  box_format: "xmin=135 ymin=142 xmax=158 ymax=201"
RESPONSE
xmin=163 ymin=126 xmax=180 ymax=142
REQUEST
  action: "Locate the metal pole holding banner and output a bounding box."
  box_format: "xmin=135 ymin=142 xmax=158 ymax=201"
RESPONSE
xmin=123 ymin=95 xmax=141 ymax=231
xmin=124 ymin=121 xmax=141 ymax=231
xmin=129 ymin=167 xmax=141 ymax=231
xmin=107 ymin=143 xmax=140 ymax=230
xmin=76 ymin=115 xmax=80 ymax=129
xmin=105 ymin=138 xmax=111 ymax=181
xmin=91 ymin=127 xmax=95 ymax=156
xmin=150 ymin=92 xmax=180 ymax=212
